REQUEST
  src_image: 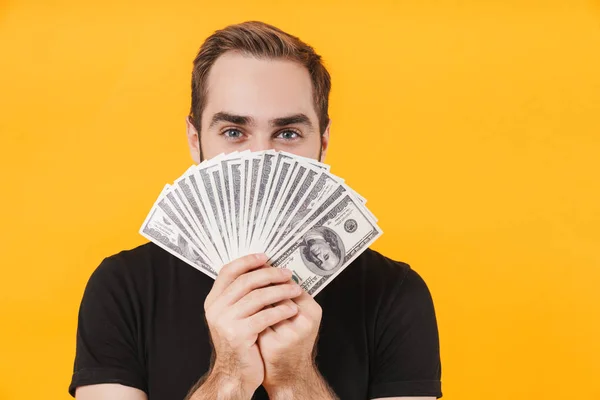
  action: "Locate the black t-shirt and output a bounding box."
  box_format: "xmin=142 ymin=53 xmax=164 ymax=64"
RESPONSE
xmin=69 ymin=243 xmax=442 ymax=399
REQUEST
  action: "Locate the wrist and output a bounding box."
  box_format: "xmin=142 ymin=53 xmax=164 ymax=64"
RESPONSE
xmin=266 ymin=364 xmax=330 ymax=400
xmin=267 ymin=386 xmax=294 ymax=400
xmin=189 ymin=367 xmax=255 ymax=400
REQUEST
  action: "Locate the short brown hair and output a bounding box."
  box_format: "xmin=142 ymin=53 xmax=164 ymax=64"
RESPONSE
xmin=190 ymin=21 xmax=331 ymax=134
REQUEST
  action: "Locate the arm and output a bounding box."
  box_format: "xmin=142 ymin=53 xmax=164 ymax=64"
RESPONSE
xmin=368 ymin=263 xmax=442 ymax=399
xmin=186 ymin=369 xmax=251 ymax=400
xmin=75 ymin=384 xmax=147 ymax=400
xmin=266 ymin=364 xmax=338 ymax=400
xmin=69 ymin=258 xmax=147 ymax=397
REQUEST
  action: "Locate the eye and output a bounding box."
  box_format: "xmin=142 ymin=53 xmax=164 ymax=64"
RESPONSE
xmin=324 ymin=254 xmax=329 ymax=260
xmin=276 ymin=130 xmax=300 ymax=140
xmin=222 ymin=128 xmax=244 ymax=140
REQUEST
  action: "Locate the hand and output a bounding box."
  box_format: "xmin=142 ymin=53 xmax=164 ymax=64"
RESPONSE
xmin=202 ymin=254 xmax=303 ymax=398
xmin=257 ymin=289 xmax=325 ymax=396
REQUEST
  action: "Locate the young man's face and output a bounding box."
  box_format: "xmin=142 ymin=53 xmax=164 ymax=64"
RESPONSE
xmin=186 ymin=51 xmax=330 ymax=162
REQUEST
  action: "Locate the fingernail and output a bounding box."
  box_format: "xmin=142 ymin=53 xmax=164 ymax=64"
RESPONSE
xmin=281 ymin=268 xmax=293 ymax=277
xmin=254 ymin=253 xmax=267 ymax=262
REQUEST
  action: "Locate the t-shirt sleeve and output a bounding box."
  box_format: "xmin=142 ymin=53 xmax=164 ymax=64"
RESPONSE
xmin=69 ymin=256 xmax=147 ymax=397
xmin=368 ymin=265 xmax=442 ymax=399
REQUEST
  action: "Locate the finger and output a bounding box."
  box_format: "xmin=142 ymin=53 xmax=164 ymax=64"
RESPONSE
xmin=233 ymin=283 xmax=302 ymax=318
xmin=268 ymin=299 xmax=297 ymax=333
xmin=291 ymin=290 xmax=321 ymax=317
xmin=221 ymin=267 xmax=294 ymax=306
xmin=257 ymin=325 xmax=278 ymax=346
xmin=246 ymin=302 xmax=299 ymax=334
xmin=206 ymin=253 xmax=267 ymax=307
xmin=287 ymin=290 xmax=322 ymax=331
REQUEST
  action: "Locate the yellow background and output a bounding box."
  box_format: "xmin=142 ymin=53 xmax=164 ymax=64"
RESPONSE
xmin=1 ymin=0 xmax=599 ymax=399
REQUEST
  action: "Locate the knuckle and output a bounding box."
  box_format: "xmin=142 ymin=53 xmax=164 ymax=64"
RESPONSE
xmin=255 ymin=267 xmax=275 ymax=284
xmin=245 ymin=288 xmax=261 ymax=304
xmin=268 ymin=267 xmax=283 ymax=279
xmin=273 ymin=306 xmax=290 ymax=320
xmin=273 ymin=304 xmax=286 ymax=316
xmin=257 ymin=269 xmax=271 ymax=283
xmin=241 ymin=253 xmax=262 ymax=269
xmin=281 ymin=286 xmax=295 ymax=300
xmin=273 ymin=304 xmax=289 ymax=317
xmin=245 ymin=253 xmax=260 ymax=263
xmin=283 ymin=283 xmax=299 ymax=297
xmin=218 ymin=264 xmax=233 ymax=279
xmin=305 ymin=300 xmax=322 ymax=316
xmin=253 ymin=286 xmax=276 ymax=304
xmin=205 ymin=308 xmax=215 ymax=323
xmin=276 ymin=303 xmax=295 ymax=317
xmin=249 ymin=313 xmax=266 ymax=332
xmin=236 ymin=273 xmax=251 ymax=288
xmin=221 ymin=325 xmax=238 ymax=342
xmin=262 ymin=269 xmax=280 ymax=286
xmin=211 ymin=314 xmax=226 ymax=330
xmin=314 ymin=304 xmax=323 ymax=318
xmin=269 ymin=286 xmax=290 ymax=302
xmin=295 ymin=314 xmax=314 ymax=331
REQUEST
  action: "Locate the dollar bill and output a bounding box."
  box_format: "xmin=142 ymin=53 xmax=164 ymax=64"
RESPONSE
xmin=140 ymin=190 xmax=217 ymax=278
xmin=266 ymin=170 xmax=339 ymax=254
xmin=250 ymin=157 xmax=294 ymax=253
xmin=269 ymin=193 xmax=382 ymax=296
xmin=257 ymin=161 xmax=304 ymax=244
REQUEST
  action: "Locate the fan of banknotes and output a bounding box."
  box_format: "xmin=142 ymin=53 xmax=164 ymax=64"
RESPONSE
xmin=140 ymin=150 xmax=382 ymax=296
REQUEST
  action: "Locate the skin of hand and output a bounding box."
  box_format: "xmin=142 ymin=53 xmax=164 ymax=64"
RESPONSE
xmin=199 ymin=253 xmax=304 ymax=398
xmin=257 ymin=290 xmax=333 ymax=398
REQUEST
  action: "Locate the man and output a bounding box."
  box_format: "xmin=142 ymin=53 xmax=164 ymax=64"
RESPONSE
xmin=70 ymin=21 xmax=442 ymax=399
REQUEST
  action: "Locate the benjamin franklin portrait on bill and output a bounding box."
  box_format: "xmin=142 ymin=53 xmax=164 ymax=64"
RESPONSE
xmin=299 ymin=226 xmax=345 ymax=275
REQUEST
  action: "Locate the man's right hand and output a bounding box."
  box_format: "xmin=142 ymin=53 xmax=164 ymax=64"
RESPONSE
xmin=193 ymin=253 xmax=303 ymax=399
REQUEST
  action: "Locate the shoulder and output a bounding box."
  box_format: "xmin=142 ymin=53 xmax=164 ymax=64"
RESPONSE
xmin=352 ymin=254 xmax=442 ymax=398
xmin=355 ymin=248 xmax=430 ymax=294
xmin=355 ymin=248 xmax=411 ymax=279
xmin=348 ymin=248 xmax=435 ymax=313
xmin=84 ymin=242 xmax=214 ymax=306
xmin=84 ymin=242 xmax=175 ymax=296
xmin=89 ymin=242 xmax=162 ymax=278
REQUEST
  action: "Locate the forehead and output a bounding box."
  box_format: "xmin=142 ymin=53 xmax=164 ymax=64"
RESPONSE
xmin=202 ymin=51 xmax=317 ymax=125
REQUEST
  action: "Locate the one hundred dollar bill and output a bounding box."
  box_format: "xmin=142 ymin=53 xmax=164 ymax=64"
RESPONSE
xmin=269 ymin=193 xmax=382 ymax=296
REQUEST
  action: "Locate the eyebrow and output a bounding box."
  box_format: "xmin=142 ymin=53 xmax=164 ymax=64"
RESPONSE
xmin=209 ymin=112 xmax=255 ymax=129
xmin=208 ymin=112 xmax=314 ymax=130
xmin=270 ymin=114 xmax=313 ymax=129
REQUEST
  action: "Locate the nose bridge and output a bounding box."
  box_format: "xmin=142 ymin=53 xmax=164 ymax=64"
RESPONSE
xmin=249 ymin=130 xmax=273 ymax=152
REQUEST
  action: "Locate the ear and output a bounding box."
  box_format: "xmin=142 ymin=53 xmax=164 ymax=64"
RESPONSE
xmin=186 ymin=116 xmax=201 ymax=164
xmin=319 ymin=119 xmax=331 ymax=163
